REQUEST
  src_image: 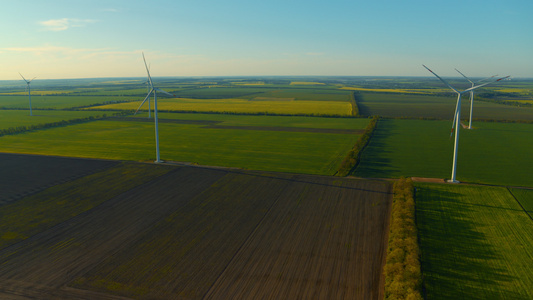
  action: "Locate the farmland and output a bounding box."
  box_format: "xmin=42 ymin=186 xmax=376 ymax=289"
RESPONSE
xmin=134 ymin=112 xmax=371 ymax=129
xmin=510 ymin=188 xmax=533 ymax=218
xmin=1 ymin=76 xmax=533 ymax=299
xmin=90 ymin=98 xmax=352 ymax=116
xmin=415 ymin=183 xmax=533 ymax=299
xmin=0 ymin=110 xmax=115 ymax=131
xmin=354 ymin=119 xmax=533 ymax=187
xmin=0 ymin=116 xmax=367 ymax=175
xmin=0 ymin=95 xmax=134 ymax=109
xmin=0 ymin=153 xmax=392 ymax=299
xmin=356 ymin=92 xmax=533 ymax=120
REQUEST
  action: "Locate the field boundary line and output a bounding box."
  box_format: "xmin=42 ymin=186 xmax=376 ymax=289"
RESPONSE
xmin=506 ymin=187 xmax=533 ymax=222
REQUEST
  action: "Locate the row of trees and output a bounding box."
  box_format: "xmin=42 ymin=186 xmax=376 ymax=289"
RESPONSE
xmin=0 ymin=112 xmax=128 ymax=137
xmin=350 ymin=91 xmax=360 ymax=117
xmin=383 ymin=177 xmax=423 ymax=300
xmin=335 ymin=115 xmax=379 ymax=176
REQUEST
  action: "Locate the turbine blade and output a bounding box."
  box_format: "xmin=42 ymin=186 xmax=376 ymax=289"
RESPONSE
xmin=19 ymin=73 xmax=28 ymax=83
xmin=155 ymin=87 xmax=175 ymax=98
xmin=463 ymin=75 xmax=510 ymax=93
xmin=142 ymin=52 xmax=153 ymax=88
xmin=477 ymin=74 xmax=498 ymax=83
xmin=29 ymin=77 xmax=36 ymax=83
xmin=451 ymin=99 xmax=459 ymax=135
xmin=134 ymin=90 xmax=154 ymax=115
xmin=423 ymin=65 xmax=459 ymax=94
xmin=455 ymin=68 xmax=473 ymax=84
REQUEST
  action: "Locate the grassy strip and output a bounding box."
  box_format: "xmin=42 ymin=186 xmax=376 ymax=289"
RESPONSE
xmin=0 ymin=111 xmax=129 ymax=137
xmin=336 ymin=115 xmax=378 ymax=176
xmin=383 ymin=177 xmax=422 ymax=300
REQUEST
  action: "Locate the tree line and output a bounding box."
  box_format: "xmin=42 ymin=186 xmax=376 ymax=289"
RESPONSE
xmin=383 ymin=177 xmax=423 ymax=300
xmin=335 ymin=115 xmax=378 ymax=176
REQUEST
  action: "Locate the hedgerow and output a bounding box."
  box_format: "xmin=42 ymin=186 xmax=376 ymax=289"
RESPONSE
xmin=383 ymin=177 xmax=423 ymax=300
xmin=336 ymin=115 xmax=378 ymax=176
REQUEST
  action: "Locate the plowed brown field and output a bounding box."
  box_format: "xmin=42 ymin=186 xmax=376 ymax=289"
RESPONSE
xmin=0 ymin=155 xmax=392 ymax=300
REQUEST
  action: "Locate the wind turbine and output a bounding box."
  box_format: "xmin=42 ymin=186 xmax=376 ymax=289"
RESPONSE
xmin=423 ymin=65 xmax=509 ymax=183
xmin=19 ymin=73 xmax=36 ymax=116
xmin=455 ymin=69 xmax=497 ymax=129
xmin=143 ymin=64 xmax=152 ymax=118
xmin=134 ymin=53 xmax=175 ymax=163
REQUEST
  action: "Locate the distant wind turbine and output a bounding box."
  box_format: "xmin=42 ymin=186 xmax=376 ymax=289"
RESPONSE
xmin=19 ymin=73 xmax=36 ymax=116
xmin=455 ymin=69 xmax=498 ymax=129
xmin=143 ymin=63 xmax=152 ymax=118
xmin=134 ymin=53 xmax=175 ymax=163
xmin=423 ymin=65 xmax=509 ymax=183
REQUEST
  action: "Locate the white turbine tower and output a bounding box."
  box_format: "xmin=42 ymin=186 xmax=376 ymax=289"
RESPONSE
xmin=455 ymin=69 xmax=497 ymax=129
xmin=19 ymin=73 xmax=36 ymax=116
xmin=134 ymin=53 xmax=175 ymax=163
xmin=423 ymin=65 xmax=509 ymax=183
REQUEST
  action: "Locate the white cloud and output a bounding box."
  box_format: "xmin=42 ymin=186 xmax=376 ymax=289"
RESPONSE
xmin=39 ymin=18 xmax=98 ymax=31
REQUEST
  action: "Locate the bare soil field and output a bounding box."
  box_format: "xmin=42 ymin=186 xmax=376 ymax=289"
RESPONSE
xmin=0 ymin=155 xmax=392 ymax=300
xmin=0 ymin=153 xmax=117 ymax=205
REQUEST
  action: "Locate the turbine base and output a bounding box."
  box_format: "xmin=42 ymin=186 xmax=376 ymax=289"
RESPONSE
xmin=447 ymin=179 xmax=460 ymax=184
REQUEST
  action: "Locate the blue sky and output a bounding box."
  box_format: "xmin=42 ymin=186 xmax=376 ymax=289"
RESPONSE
xmin=1 ymin=0 xmax=532 ymax=79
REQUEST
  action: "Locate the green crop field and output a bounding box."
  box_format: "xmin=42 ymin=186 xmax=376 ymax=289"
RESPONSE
xmin=357 ymin=92 xmax=533 ymax=120
xmin=415 ymin=183 xmax=533 ymax=299
xmin=354 ymin=119 xmax=533 ymax=187
xmin=133 ymin=112 xmax=371 ymax=129
xmin=254 ymin=88 xmax=351 ymax=101
xmin=172 ymin=87 xmax=268 ymax=99
xmin=90 ymin=98 xmax=352 ymax=116
xmin=0 ymin=95 xmax=134 ymax=109
xmin=0 ymin=110 xmax=115 ymax=130
xmin=510 ymin=188 xmax=533 ymax=218
xmin=0 ymin=118 xmax=362 ymax=175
